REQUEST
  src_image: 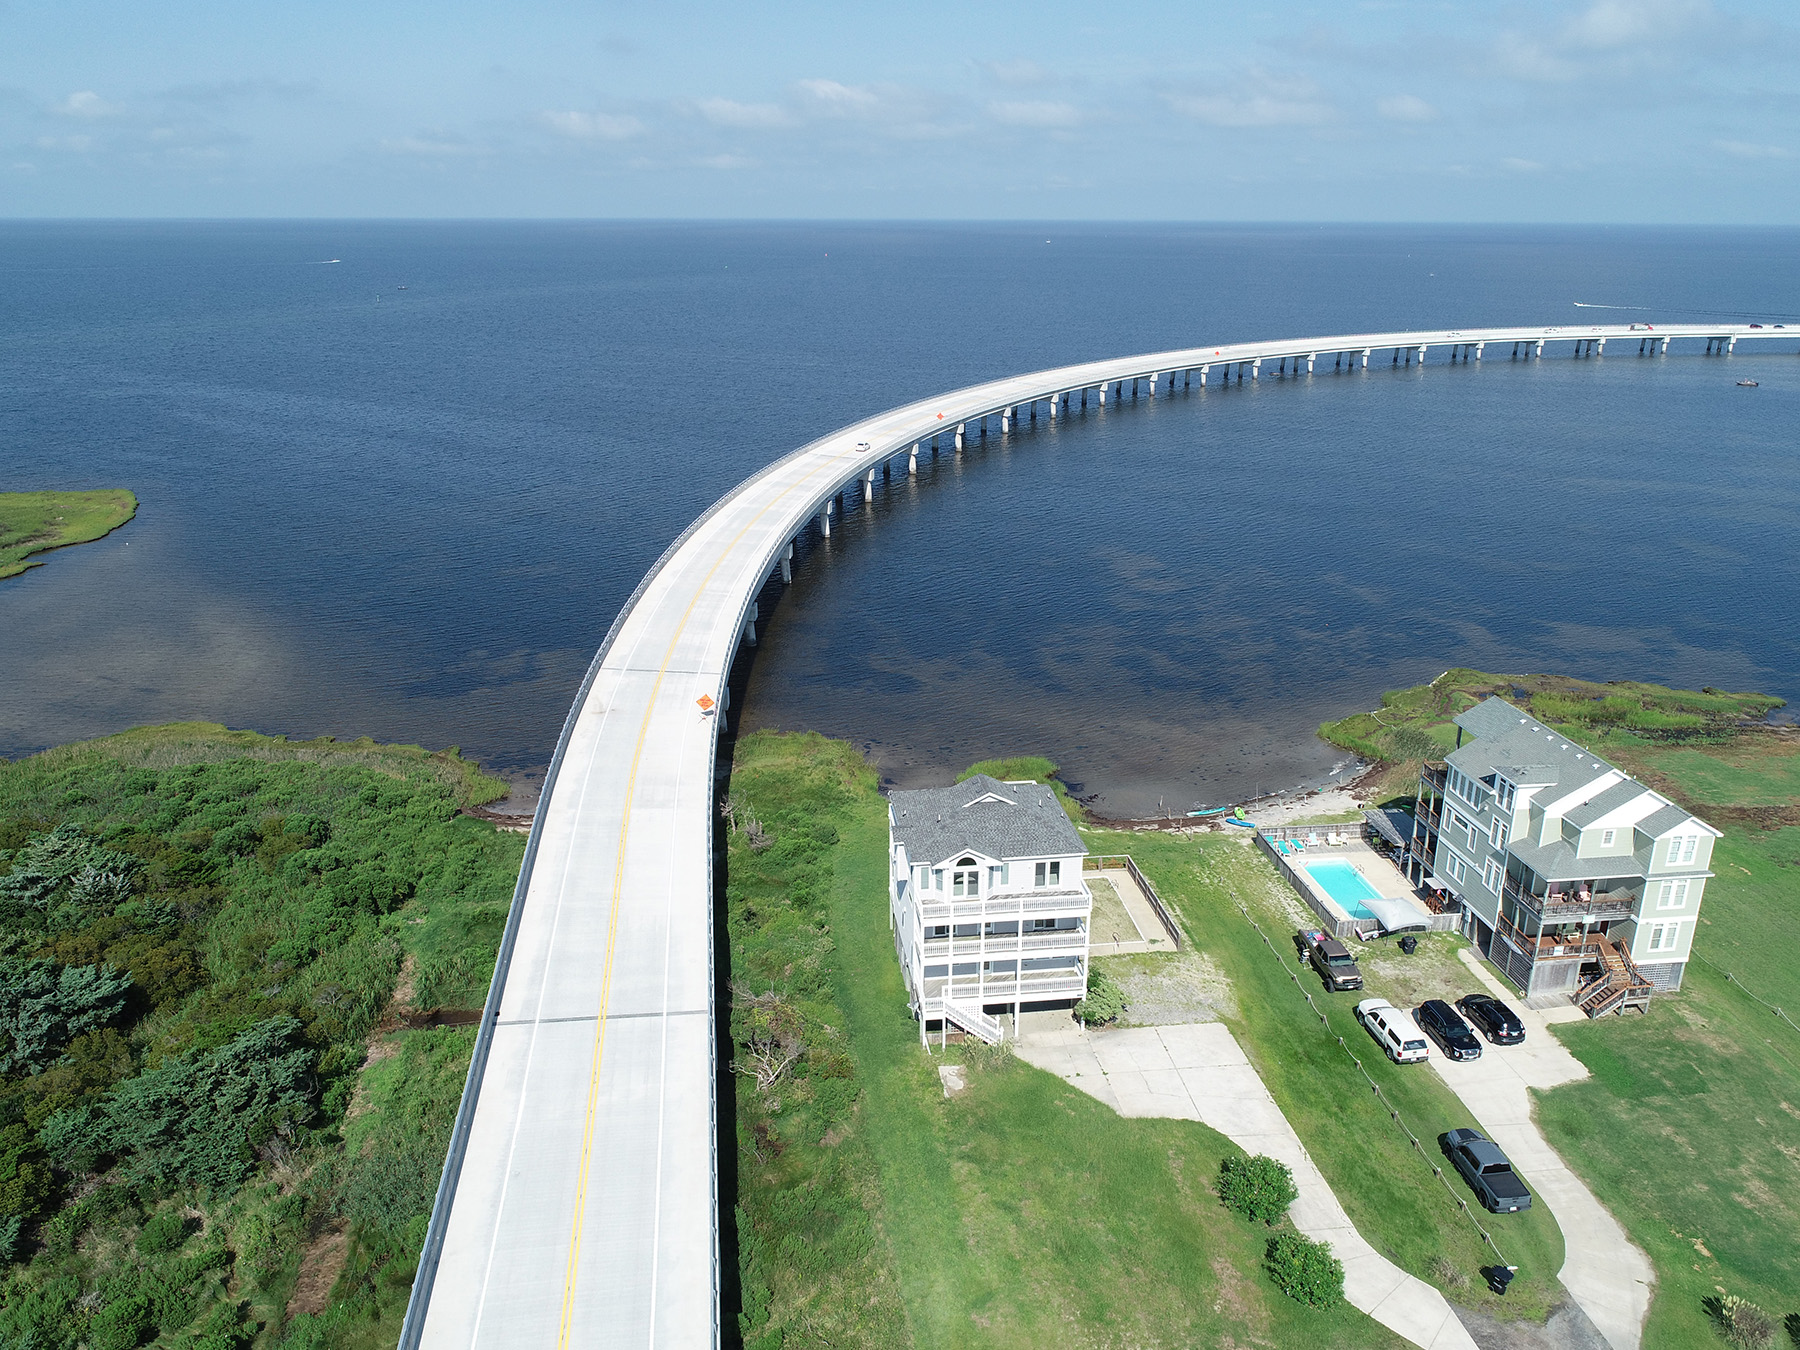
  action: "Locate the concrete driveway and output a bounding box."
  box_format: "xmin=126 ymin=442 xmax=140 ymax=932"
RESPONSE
xmin=1428 ymin=950 xmax=1655 ymax=1350
xmin=1017 ymin=1020 xmax=1478 ymax=1350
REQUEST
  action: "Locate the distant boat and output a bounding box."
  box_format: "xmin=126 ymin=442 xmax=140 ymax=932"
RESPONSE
xmin=1737 ymin=379 xmax=1759 ymax=387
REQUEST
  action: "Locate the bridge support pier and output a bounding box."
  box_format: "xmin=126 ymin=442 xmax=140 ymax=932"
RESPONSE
xmin=1252 ymin=358 xmax=1261 ymax=381
xmin=1476 ymin=342 xmax=1484 ymax=360
xmin=1597 ymin=338 xmax=1606 ymax=356
xmin=743 ymin=603 xmax=758 ymax=647
xmin=863 ymin=468 xmax=876 ymax=502
xmin=1535 ymin=339 xmax=1545 ymax=358
xmin=1728 ymin=335 xmax=1737 ymax=354
xmin=1099 ymin=383 xmax=1108 ymax=406
xmin=1307 ymin=353 xmax=1316 ymax=373
xmin=1199 ymin=365 xmax=1208 ymax=385
xmin=780 ymin=543 xmax=793 ymax=584
xmin=818 ymin=503 xmax=832 ymax=539
xmin=1660 ymin=336 xmax=1670 ymax=355
xmin=1148 ymin=372 xmax=1158 ymax=396
xmin=1000 ymin=407 xmax=1011 ymax=432
xmin=955 ymin=423 xmax=965 ymax=450
xmin=909 ymin=443 xmax=918 ymax=475
xmin=1361 ymin=348 xmax=1370 ymax=369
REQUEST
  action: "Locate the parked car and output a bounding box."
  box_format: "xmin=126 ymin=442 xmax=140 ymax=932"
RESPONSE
xmin=1355 ymin=998 xmax=1430 ymax=1063
xmin=1299 ymin=928 xmax=1364 ymax=991
xmin=1442 ymin=1128 xmax=1533 ymax=1213
xmin=1457 ymin=992 xmax=1525 ymax=1045
xmin=1414 ymin=999 xmax=1482 ymax=1061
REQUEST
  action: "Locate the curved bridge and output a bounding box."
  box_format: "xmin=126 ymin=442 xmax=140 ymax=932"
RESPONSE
xmin=401 ymin=322 xmax=1784 ymax=1349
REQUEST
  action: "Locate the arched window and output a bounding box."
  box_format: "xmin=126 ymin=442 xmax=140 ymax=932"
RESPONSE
xmin=952 ymin=857 xmax=981 ymax=897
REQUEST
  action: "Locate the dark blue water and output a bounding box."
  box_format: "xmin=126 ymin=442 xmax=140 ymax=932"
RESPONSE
xmin=4 ymin=222 xmax=1797 ymax=814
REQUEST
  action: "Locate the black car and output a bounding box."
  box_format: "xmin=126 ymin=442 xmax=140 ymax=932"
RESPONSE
xmin=1442 ymin=1128 xmax=1533 ymax=1213
xmin=1413 ymin=999 xmax=1482 ymax=1061
xmin=1457 ymin=992 xmax=1525 ymax=1046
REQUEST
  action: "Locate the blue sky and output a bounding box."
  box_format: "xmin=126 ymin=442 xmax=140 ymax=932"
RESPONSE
xmin=3 ymin=0 xmax=1795 ymax=219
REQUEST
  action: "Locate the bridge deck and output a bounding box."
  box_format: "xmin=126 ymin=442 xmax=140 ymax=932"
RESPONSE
xmin=404 ymin=321 xmax=1784 ymax=1349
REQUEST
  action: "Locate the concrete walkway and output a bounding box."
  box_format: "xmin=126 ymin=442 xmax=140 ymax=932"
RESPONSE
xmin=1016 ymin=1021 xmax=1478 ymax=1350
xmin=1430 ymin=951 xmax=1655 ymax=1350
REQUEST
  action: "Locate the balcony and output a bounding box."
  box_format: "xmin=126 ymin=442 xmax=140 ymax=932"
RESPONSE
xmin=920 ymin=929 xmax=1087 ymax=959
xmin=1503 ymin=874 xmax=1638 ymax=924
xmin=917 ymin=887 xmax=1091 ymax=925
xmin=1495 ymin=910 xmax=1605 ymax=963
xmin=921 ymin=970 xmax=1088 ymax=1005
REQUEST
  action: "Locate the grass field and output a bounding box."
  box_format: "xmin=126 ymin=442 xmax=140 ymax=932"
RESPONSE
xmin=1321 ymin=670 xmax=1800 ymax=1343
xmin=1529 ymin=745 xmax=1800 ymax=1346
xmin=1096 ymin=830 xmax=1569 ymax=1322
xmin=0 ymin=489 xmax=138 ymax=580
xmin=728 ymin=732 xmax=1404 ymax=1350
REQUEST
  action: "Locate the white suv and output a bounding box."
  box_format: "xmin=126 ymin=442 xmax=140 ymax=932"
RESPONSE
xmin=1355 ymin=998 xmax=1430 ymax=1064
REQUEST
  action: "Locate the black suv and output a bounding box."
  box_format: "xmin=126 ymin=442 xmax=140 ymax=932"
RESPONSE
xmin=1413 ymin=999 xmax=1482 ymax=1061
xmin=1456 ymin=993 xmax=1525 ymax=1046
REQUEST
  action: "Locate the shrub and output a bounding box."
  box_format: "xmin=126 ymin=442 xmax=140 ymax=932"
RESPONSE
xmin=1074 ymin=965 xmax=1127 ymax=1026
xmin=1265 ymin=1230 xmax=1343 ymax=1308
xmin=1218 ymin=1153 xmax=1298 ymax=1225
xmin=1705 ymin=1294 xmax=1777 ymax=1349
xmin=135 ymin=1207 xmax=194 ymax=1255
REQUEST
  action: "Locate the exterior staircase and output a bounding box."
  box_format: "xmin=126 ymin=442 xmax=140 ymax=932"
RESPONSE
xmin=940 ymin=997 xmax=1004 ymax=1045
xmin=1577 ymin=936 xmax=1655 ymax=1018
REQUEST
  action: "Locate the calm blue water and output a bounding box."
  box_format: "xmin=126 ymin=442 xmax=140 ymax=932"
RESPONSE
xmin=3 ymin=222 xmax=1797 ymax=814
xmin=1304 ymin=860 xmax=1384 ymax=914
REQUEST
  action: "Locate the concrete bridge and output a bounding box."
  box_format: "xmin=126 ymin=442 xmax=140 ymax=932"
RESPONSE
xmin=399 ymin=322 xmax=1786 ymax=1350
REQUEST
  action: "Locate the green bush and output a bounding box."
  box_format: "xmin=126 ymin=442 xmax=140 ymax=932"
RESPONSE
xmin=1218 ymin=1153 xmax=1298 ymax=1225
xmin=1074 ymin=965 xmax=1127 ymax=1026
xmin=135 ymin=1208 xmax=193 ymax=1255
xmin=1264 ymin=1231 xmax=1344 ymax=1308
xmin=1705 ymin=1293 xmax=1777 ymax=1349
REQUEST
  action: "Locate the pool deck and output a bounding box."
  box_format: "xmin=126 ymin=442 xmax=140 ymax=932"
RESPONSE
xmin=1258 ymin=831 xmax=1441 ymax=937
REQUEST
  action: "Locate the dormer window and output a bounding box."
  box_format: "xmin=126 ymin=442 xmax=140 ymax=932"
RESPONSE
xmin=1494 ymin=777 xmax=1516 ymax=811
xmin=1666 ymin=835 xmax=1697 ymax=866
xmin=1600 ymin=829 xmax=1616 ymax=847
xmin=952 ymin=857 xmax=981 ymax=897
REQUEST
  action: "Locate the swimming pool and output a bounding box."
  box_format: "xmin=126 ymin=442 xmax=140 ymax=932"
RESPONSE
xmin=1303 ymin=859 xmax=1383 ymax=920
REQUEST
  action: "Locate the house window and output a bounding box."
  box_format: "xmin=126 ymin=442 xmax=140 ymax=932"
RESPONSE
xmin=953 ymin=864 xmax=980 ymax=897
xmin=1445 ymin=854 xmax=1468 ymax=884
xmin=1667 ymin=835 xmax=1697 ymax=866
xmin=929 ymin=924 xmax=949 ymax=938
xmin=1495 ymin=778 xmax=1517 ymax=810
xmin=1034 ymin=862 xmax=1046 ymax=887
xmin=1600 ymin=829 xmax=1616 ymax=847
xmin=1482 ymin=859 xmax=1502 ymax=893
xmin=1031 ymin=918 xmax=1059 ymax=931
xmin=1657 ymin=880 xmax=1689 ymax=910
xmin=1048 ymin=860 xmax=1061 ymax=885
xmin=1490 ymin=815 xmax=1507 ymax=847
xmin=1647 ymin=922 xmax=1682 ymax=953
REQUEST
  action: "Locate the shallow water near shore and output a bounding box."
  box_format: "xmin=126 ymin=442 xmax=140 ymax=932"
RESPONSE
xmin=3 ymin=222 xmax=1798 ymax=815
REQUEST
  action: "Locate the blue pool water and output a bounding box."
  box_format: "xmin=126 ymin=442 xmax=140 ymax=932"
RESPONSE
xmin=1304 ymin=859 xmax=1383 ymax=919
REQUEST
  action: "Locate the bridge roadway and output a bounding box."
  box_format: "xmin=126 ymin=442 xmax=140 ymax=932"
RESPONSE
xmin=402 ymin=322 xmax=1784 ymax=1350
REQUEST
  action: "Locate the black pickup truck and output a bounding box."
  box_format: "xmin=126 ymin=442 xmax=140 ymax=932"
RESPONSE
xmin=1442 ymin=1128 xmax=1533 ymax=1213
xmin=1299 ymin=929 xmax=1364 ymax=991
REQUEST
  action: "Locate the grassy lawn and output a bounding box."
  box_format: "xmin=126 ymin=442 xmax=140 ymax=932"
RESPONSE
xmin=0 ymin=489 xmax=138 ymax=580
xmin=1099 ymin=830 xmax=1569 ymax=1321
xmin=728 ymin=732 xmax=1404 ymax=1350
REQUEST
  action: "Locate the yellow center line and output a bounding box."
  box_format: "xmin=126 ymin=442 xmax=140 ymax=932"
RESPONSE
xmin=555 ymin=446 xmax=862 ymax=1346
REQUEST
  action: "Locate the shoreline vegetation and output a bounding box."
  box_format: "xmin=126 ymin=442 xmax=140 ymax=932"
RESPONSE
xmin=0 ymin=490 xmax=139 ymax=581
xmin=0 ymin=723 xmax=521 ymax=1349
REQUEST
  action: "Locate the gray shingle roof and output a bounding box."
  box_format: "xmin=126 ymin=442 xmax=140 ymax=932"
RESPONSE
xmin=1565 ymin=780 xmax=1648 ymax=829
xmin=1449 ymin=700 xmax=1616 ymax=800
xmin=888 ymin=775 xmax=1086 ymax=866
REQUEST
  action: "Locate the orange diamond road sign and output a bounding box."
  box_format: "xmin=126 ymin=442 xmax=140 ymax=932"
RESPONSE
xmin=696 ymin=695 xmax=715 ymax=711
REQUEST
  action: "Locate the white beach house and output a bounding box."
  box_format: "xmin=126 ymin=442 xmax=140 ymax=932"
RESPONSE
xmin=888 ymin=775 xmax=1090 ymax=1045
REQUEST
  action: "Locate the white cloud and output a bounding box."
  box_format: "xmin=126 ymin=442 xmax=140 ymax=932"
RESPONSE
xmin=697 ymin=153 xmax=757 ymax=170
xmin=982 ymin=59 xmax=1051 ymax=88
xmin=797 ymin=78 xmax=879 ymax=112
xmin=542 ymin=110 xmax=644 ymax=141
xmin=1715 ymin=139 xmax=1790 ymax=159
xmin=696 ymin=98 xmax=792 ymax=129
xmin=383 ymin=133 xmax=485 ymax=157
xmin=1563 ymin=0 xmax=1709 ymax=51
xmin=1502 ymin=156 xmax=1544 ymax=172
xmin=56 ymin=90 xmax=119 ymax=119
xmin=1166 ymin=90 xmax=1333 ymax=127
xmin=989 ymin=99 xmax=1081 ymax=128
xmin=1377 ymin=94 xmax=1438 ymax=123
xmin=35 ymin=134 xmax=94 ymax=152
